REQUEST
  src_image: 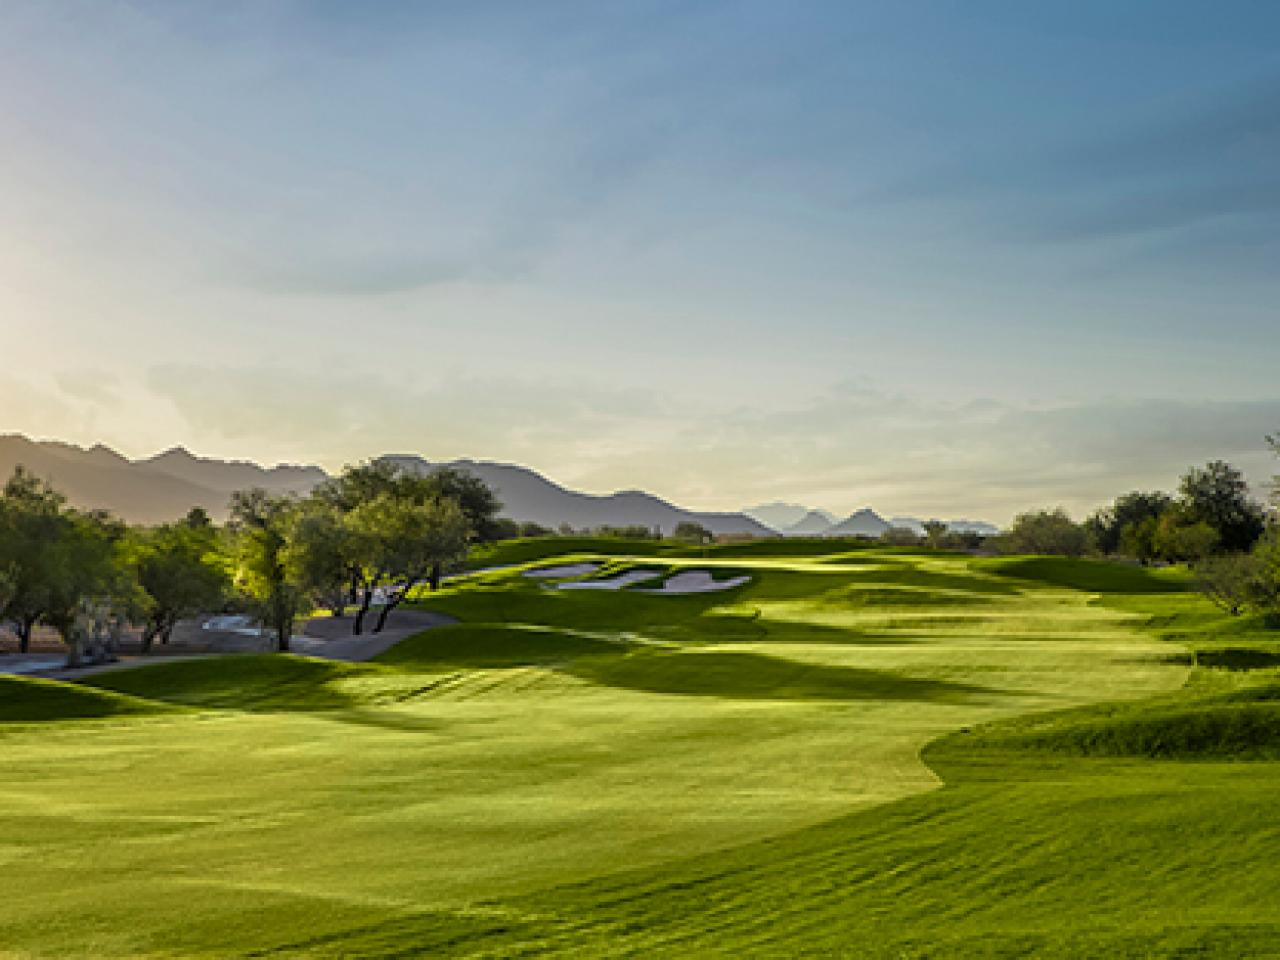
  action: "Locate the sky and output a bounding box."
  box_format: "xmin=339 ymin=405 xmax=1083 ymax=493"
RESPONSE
xmin=1 ymin=0 xmax=1278 ymax=522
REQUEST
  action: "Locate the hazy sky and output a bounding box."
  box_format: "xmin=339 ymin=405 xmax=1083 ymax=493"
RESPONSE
xmin=2 ymin=1 xmax=1278 ymax=521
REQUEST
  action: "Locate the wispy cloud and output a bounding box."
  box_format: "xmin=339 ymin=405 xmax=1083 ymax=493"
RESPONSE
xmin=140 ymin=365 xmax=1280 ymax=521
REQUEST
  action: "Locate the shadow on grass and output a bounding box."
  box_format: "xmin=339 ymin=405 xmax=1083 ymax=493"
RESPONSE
xmin=83 ymin=655 xmax=376 ymax=713
xmin=317 ymin=708 xmax=447 ymax=734
xmin=565 ymin=648 xmax=1002 ymax=704
xmin=376 ymin=624 xmax=630 ymax=669
xmin=0 ymin=675 xmax=177 ymax=723
xmin=989 ymin=557 xmax=1187 ymax=594
xmin=1193 ymin=647 xmax=1280 ymax=671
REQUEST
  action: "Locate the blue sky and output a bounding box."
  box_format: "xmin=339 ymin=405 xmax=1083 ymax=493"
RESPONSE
xmin=1 ymin=1 xmax=1277 ymax=520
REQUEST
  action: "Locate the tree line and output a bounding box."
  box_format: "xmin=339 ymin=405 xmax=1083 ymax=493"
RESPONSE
xmin=997 ymin=448 xmax=1280 ymax=622
xmin=0 ymin=460 xmax=500 ymax=664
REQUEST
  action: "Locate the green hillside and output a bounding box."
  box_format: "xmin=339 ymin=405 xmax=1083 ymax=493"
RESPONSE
xmin=2 ymin=544 xmax=1277 ymax=957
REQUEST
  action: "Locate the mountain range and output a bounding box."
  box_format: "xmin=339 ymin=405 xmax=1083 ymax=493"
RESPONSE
xmin=0 ymin=435 xmax=773 ymax=536
xmin=745 ymin=499 xmax=1000 ymax=538
xmin=0 ymin=435 xmax=999 ymax=538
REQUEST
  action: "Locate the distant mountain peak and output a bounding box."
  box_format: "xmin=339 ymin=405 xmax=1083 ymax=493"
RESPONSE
xmin=0 ymin=434 xmax=775 ymax=536
xmin=782 ymin=510 xmax=836 ymax=537
xmin=744 ymin=501 xmax=833 ymax=532
xmin=825 ymin=508 xmax=890 ymax=537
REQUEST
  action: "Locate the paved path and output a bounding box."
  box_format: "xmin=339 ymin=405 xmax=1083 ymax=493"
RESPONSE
xmin=290 ymin=610 xmax=457 ymax=661
xmin=3 ymin=609 xmax=456 ymax=681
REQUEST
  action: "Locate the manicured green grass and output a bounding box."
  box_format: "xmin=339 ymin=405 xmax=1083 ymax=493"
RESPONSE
xmin=2 ymin=540 xmax=1277 ymax=957
xmin=0 ymin=674 xmax=174 ymax=723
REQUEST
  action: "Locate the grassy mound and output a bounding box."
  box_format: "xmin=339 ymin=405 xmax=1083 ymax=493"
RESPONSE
xmin=947 ymin=695 xmax=1280 ymax=760
xmin=566 ymin=647 xmax=995 ymax=703
xmin=0 ymin=674 xmax=172 ymax=722
xmin=991 ymin=556 xmax=1187 ymax=593
xmin=466 ymin=537 xmax=687 ymax=568
xmin=84 ymin=654 xmax=374 ymax=711
xmin=376 ymin=623 xmax=628 ymax=669
xmin=831 ymin=585 xmax=995 ymax=607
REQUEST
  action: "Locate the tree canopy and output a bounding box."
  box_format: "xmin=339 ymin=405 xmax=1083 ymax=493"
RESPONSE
xmin=1178 ymin=460 xmax=1265 ymax=553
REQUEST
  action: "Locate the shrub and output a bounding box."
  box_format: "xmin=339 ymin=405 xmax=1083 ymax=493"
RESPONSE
xmin=1194 ymin=554 xmax=1262 ymax=616
xmin=998 ymin=509 xmax=1088 ymax=556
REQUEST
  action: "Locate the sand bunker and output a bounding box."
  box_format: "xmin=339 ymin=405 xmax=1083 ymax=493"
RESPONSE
xmin=522 ymin=563 xmax=601 ymax=579
xmin=636 ymin=570 xmax=752 ymax=594
xmin=556 ymin=570 xmax=661 ymax=591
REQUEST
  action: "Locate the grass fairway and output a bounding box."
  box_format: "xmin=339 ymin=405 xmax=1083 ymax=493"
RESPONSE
xmin=2 ymin=546 xmax=1278 ymax=956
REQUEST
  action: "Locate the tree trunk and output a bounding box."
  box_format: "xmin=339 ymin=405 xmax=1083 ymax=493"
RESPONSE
xmin=65 ymin=635 xmax=82 ymax=669
xmin=277 ymin=621 xmax=290 ymax=653
xmin=373 ymin=578 xmax=417 ymax=633
xmin=348 ymin=565 xmax=361 ymax=605
xmin=161 ymin=623 xmax=174 ymax=645
xmin=429 ymin=563 xmax=442 ymax=591
xmin=17 ymin=618 xmax=33 ymax=655
xmin=353 ymin=587 xmax=373 ymax=635
xmin=141 ymin=623 xmax=160 ymax=655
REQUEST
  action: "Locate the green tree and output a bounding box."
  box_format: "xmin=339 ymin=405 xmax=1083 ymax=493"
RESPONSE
xmin=128 ymin=519 xmax=231 ymax=653
xmin=921 ymin=520 xmax=947 ymax=549
xmin=0 ymin=467 xmax=69 ymax=653
xmin=229 ymin=489 xmax=304 ymax=652
xmin=1117 ymin=515 xmax=1160 ymax=565
xmin=1178 ymin=460 xmax=1265 ymax=553
xmin=1152 ymin=513 xmax=1219 ymax=562
xmin=490 ymin=518 xmax=522 ymax=541
xmin=41 ymin=510 xmax=128 ymax=668
xmin=1001 ymin=509 xmax=1088 ymax=556
xmin=314 ymin=460 xmax=404 ymax=607
xmin=1251 ymin=526 xmax=1280 ymax=623
xmin=1085 ymin=491 xmax=1173 ymax=556
xmin=1267 ymin=433 xmax=1280 ymax=516
xmin=0 ymin=560 xmax=15 ymax=620
xmin=417 ymin=467 xmax=501 ymax=588
xmin=284 ymin=499 xmax=359 ymax=618
xmin=672 ymin=521 xmax=713 ymax=544
xmin=346 ymin=494 xmax=469 ymax=633
xmin=880 ymin=526 xmax=922 ymax=547
xmin=1195 ymin=554 xmax=1261 ymax=616
xmin=317 ymin=460 xmax=499 ymax=594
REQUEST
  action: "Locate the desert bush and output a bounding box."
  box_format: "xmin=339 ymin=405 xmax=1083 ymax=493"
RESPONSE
xmin=1195 ymin=554 xmax=1262 ymax=616
xmin=998 ymin=509 xmax=1088 ymax=556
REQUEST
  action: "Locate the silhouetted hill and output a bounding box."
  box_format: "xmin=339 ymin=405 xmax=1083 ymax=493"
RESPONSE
xmin=783 ymin=510 xmax=839 ymax=537
xmin=138 ymin=446 xmax=325 ymax=495
xmin=382 ymin=455 xmax=774 ymax=537
xmin=0 ymin=436 xmax=774 ymax=535
xmin=824 ymin=508 xmax=891 ymax=537
xmin=0 ymin=435 xmax=227 ymax=524
xmin=745 ymin=502 xmax=825 ymax=531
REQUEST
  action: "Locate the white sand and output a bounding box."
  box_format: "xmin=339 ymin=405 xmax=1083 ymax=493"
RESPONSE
xmin=636 ymin=570 xmax=752 ymax=594
xmin=556 ymin=570 xmax=661 ymax=591
xmin=522 ymin=563 xmax=601 ymax=579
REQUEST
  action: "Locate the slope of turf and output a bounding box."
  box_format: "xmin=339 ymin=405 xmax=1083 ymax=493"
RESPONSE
xmin=377 ymin=623 xmax=628 ymax=668
xmin=6 ymin=542 xmax=1278 ymax=958
xmin=989 ymin=555 xmax=1189 ymax=593
xmin=952 ymin=697 xmax=1280 ymax=759
xmin=85 ymin=654 xmax=380 ymax=711
xmin=0 ymin=674 xmax=173 ymax=723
